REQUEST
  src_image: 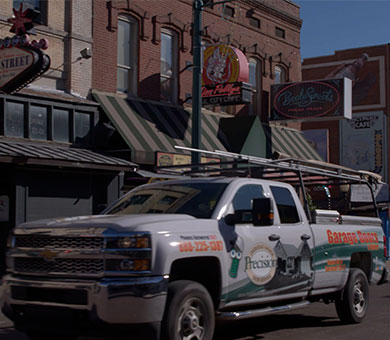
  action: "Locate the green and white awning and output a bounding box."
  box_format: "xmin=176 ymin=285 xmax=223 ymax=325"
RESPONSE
xmin=92 ymin=90 xmax=229 ymax=164
xmin=92 ymin=90 xmax=322 ymax=165
xmin=267 ymin=124 xmax=323 ymax=161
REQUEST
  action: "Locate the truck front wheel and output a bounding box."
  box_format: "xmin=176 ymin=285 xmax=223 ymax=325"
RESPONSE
xmin=335 ymin=268 xmax=369 ymax=323
xmin=162 ymin=280 xmax=215 ymax=340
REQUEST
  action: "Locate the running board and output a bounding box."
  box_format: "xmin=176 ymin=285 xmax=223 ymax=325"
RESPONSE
xmin=216 ymin=300 xmax=310 ymax=320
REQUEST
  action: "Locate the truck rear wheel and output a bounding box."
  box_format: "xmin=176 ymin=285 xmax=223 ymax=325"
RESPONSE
xmin=162 ymin=280 xmax=215 ymax=340
xmin=335 ymin=268 xmax=369 ymax=323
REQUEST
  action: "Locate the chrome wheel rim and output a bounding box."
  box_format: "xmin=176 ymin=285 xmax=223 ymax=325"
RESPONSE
xmin=353 ymin=281 xmax=366 ymax=315
xmin=178 ymin=297 xmax=205 ymax=340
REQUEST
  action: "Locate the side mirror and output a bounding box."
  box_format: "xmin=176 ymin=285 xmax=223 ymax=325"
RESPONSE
xmin=225 ymin=210 xmax=252 ymax=225
xmin=252 ymin=198 xmax=274 ymax=226
xmin=224 ymin=213 xmax=237 ymax=225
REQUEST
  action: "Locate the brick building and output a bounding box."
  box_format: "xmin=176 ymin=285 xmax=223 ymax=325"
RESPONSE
xmin=302 ymin=44 xmax=390 ymax=182
xmin=91 ymin=0 xmax=321 ymax=184
xmin=0 ymin=0 xmax=136 ymax=273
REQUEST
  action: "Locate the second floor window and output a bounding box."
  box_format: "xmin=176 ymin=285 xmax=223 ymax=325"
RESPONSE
xmin=160 ymin=29 xmax=178 ymax=103
xmin=249 ymin=58 xmax=262 ymax=116
xmin=274 ymin=65 xmax=286 ymax=84
xmin=13 ymin=0 xmax=47 ymax=25
xmin=117 ymin=15 xmax=138 ymax=95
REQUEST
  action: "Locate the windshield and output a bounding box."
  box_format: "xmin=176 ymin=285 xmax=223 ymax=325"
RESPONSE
xmin=104 ymin=182 xmax=228 ymax=218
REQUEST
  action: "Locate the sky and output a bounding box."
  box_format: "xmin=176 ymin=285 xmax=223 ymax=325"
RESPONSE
xmin=294 ymin=0 xmax=390 ymax=59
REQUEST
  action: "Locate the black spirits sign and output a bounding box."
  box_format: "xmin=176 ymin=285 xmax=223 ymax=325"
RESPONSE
xmin=271 ymin=78 xmax=352 ymax=122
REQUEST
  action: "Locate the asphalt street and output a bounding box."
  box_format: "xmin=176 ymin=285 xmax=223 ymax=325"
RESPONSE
xmin=0 ymin=262 xmax=389 ymax=340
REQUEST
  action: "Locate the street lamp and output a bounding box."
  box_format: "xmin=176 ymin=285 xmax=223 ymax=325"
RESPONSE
xmin=191 ymin=0 xmax=235 ymax=164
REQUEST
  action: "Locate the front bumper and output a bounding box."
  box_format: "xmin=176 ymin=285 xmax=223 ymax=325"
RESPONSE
xmin=1 ymin=274 xmax=168 ymax=324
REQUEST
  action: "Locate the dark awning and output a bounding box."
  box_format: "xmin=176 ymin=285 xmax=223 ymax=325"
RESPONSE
xmin=219 ymin=116 xmax=323 ymax=161
xmin=0 ymin=139 xmax=138 ymax=172
xmin=92 ymin=90 xmax=229 ymax=164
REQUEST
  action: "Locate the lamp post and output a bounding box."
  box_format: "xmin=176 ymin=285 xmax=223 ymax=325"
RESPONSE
xmin=191 ymin=0 xmax=235 ymax=165
xmin=191 ymin=0 xmax=203 ymax=164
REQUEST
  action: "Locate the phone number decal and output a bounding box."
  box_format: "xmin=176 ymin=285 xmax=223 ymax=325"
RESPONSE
xmin=179 ymin=240 xmax=223 ymax=252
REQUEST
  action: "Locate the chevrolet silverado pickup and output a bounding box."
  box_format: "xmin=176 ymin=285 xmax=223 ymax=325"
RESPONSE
xmin=1 ymin=151 xmax=388 ymax=340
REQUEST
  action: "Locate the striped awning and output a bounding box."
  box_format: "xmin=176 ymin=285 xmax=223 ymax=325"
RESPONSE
xmin=0 ymin=139 xmax=138 ymax=171
xmin=92 ymin=90 xmax=228 ymax=164
xmin=266 ymin=124 xmax=323 ymax=161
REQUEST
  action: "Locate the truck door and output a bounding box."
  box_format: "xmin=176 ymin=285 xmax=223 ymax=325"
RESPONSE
xmin=268 ymin=185 xmax=315 ymax=294
xmin=224 ymin=184 xmax=314 ymax=303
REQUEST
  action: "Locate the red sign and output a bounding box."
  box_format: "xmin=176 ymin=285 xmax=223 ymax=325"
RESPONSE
xmin=202 ymin=45 xmax=249 ymax=85
xmin=271 ymin=78 xmax=352 ymax=121
xmin=202 ymin=82 xmax=251 ymax=106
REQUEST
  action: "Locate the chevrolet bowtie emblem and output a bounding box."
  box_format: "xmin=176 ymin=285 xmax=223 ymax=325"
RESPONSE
xmin=39 ymin=249 xmax=58 ymax=262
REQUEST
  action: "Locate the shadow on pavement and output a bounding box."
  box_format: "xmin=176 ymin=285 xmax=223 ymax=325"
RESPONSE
xmin=0 ymin=328 xmax=27 ymax=339
xmin=214 ymin=314 xmax=341 ymax=340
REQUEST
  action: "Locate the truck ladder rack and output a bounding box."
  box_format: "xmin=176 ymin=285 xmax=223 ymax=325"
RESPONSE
xmin=156 ymin=146 xmax=380 ymax=186
xmin=155 ymin=146 xmax=380 ymax=220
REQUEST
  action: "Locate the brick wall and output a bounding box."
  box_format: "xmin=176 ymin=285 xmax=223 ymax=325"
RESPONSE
xmin=92 ymin=0 xmax=302 ymax=117
xmin=302 ymin=44 xmax=390 ymax=176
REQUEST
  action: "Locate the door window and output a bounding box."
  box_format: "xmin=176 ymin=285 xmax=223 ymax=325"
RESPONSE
xmin=232 ymin=184 xmax=264 ymax=210
xmin=270 ymin=186 xmax=300 ymax=223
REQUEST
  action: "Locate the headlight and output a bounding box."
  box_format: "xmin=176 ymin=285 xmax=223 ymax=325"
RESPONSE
xmin=106 ymin=258 xmax=151 ymax=272
xmin=106 ymin=234 xmax=151 ymax=249
xmin=105 ymin=233 xmax=152 ymax=273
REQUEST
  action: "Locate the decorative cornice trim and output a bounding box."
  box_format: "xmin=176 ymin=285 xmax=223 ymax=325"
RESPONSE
xmin=241 ymin=0 xmax=302 ymax=28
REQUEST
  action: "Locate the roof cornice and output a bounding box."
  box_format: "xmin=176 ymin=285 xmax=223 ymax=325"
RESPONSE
xmin=241 ymin=0 xmax=302 ymax=28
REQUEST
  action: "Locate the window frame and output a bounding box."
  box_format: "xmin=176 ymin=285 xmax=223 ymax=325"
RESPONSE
xmin=223 ymin=5 xmax=235 ymax=18
xmin=1 ymin=95 xmax=97 ymax=144
xmin=270 ymin=186 xmax=301 ymax=224
xmin=249 ymin=17 xmax=260 ymax=29
xmin=275 ymin=27 xmax=285 ymax=39
xmin=274 ymin=65 xmax=286 ymax=84
xmin=13 ymin=0 xmax=47 ymax=26
xmin=117 ymin=14 xmax=139 ymax=96
xmin=160 ymin=28 xmax=179 ymax=103
xmin=248 ymin=58 xmax=262 ymax=116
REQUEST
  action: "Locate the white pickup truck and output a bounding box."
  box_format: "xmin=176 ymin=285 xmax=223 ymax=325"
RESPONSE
xmin=1 ymin=152 xmax=388 ymax=340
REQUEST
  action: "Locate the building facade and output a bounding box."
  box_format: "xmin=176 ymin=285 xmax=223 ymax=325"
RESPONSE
xmin=0 ymin=0 xmax=136 ymax=273
xmin=90 ymin=0 xmax=320 ymax=180
xmin=302 ymin=44 xmax=390 ymax=182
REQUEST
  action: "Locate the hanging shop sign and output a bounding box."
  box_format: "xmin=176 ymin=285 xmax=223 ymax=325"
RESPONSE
xmin=0 ymin=4 xmax=51 ymax=94
xmin=202 ymin=81 xmax=252 ymax=106
xmin=202 ymin=45 xmax=249 ymax=85
xmin=202 ymin=45 xmax=250 ymax=106
xmin=157 ymin=152 xmax=220 ymax=172
xmin=270 ymin=78 xmax=352 ymax=121
xmin=340 ymin=111 xmax=387 ymax=181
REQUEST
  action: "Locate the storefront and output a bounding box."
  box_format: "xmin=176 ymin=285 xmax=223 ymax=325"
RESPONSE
xmin=92 ymin=90 xmax=323 ymax=184
xmin=0 ymin=90 xmax=138 ymax=273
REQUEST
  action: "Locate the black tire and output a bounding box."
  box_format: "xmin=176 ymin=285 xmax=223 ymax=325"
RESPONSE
xmin=335 ymin=268 xmax=369 ymax=324
xmin=161 ymin=280 xmax=215 ymax=340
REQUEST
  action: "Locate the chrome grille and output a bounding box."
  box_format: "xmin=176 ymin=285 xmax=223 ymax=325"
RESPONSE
xmin=15 ymin=236 xmax=104 ymax=249
xmin=15 ymin=258 xmax=104 ymax=275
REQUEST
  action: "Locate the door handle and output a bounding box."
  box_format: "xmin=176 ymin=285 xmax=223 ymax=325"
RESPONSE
xmin=268 ymin=234 xmax=280 ymax=241
xmin=301 ymin=234 xmax=311 ymax=241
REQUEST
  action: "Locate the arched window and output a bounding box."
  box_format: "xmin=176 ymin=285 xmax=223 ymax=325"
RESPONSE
xmin=117 ymin=15 xmax=138 ymax=95
xmin=249 ymin=58 xmax=262 ymax=116
xmin=274 ymin=65 xmax=286 ymax=84
xmin=160 ymin=28 xmax=178 ymax=103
